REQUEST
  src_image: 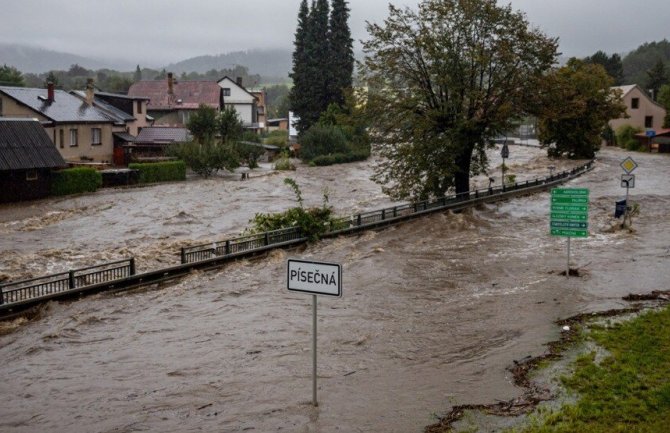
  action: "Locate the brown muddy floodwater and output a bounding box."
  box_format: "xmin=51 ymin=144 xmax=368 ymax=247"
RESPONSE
xmin=1 ymin=146 xmax=669 ymax=432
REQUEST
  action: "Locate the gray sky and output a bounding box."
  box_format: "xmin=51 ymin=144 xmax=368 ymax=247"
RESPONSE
xmin=0 ymin=0 xmax=668 ymax=67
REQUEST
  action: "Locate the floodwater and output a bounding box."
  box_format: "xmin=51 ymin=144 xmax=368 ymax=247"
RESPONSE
xmin=1 ymin=146 xmax=669 ymax=432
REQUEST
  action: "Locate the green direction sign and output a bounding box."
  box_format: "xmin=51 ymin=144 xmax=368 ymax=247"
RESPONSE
xmin=550 ymin=188 xmax=590 ymax=238
xmin=551 ymin=228 xmax=588 ymax=237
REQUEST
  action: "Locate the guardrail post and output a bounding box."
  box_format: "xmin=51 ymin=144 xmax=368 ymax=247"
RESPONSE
xmin=357 ymin=214 xmax=361 ymax=226
xmin=265 ymin=232 xmax=270 ymax=246
xmin=381 ymin=209 xmax=385 ymax=220
xmin=393 ymin=207 xmax=397 ymax=217
xmin=0 ymin=287 xmax=4 ymax=305
xmin=225 ymin=240 xmax=230 ymax=255
xmin=180 ymin=248 xmax=186 ymax=264
xmin=129 ymin=258 xmax=136 ymax=276
xmin=413 ymin=203 xmax=417 ymax=213
xmin=475 ymin=190 xmax=479 ymax=198
xmin=69 ymin=270 xmax=76 ymax=289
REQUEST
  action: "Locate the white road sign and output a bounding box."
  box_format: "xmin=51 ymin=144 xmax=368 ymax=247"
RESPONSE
xmin=287 ymin=259 xmax=342 ymax=297
xmin=621 ymin=174 xmax=635 ymax=188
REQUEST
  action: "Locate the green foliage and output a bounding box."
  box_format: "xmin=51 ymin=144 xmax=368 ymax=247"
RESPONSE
xmin=515 ymin=306 xmax=670 ymax=433
xmin=537 ymin=59 xmax=627 ymax=159
xmin=264 ymin=84 xmax=291 ymax=119
xmin=657 ymin=84 xmax=670 ymax=128
xmin=616 ymin=124 xmax=643 ymax=151
xmin=167 ymin=142 xmax=238 ymax=178
xmin=299 ymin=124 xmax=349 ymax=161
xmin=601 ymin=124 xmax=616 ymax=146
xmin=187 ymin=104 xmax=218 ymax=144
xmin=362 ymin=0 xmax=558 ymax=199
xmin=247 ymin=178 xmax=336 ymax=240
xmin=289 ymin=0 xmax=354 ymax=133
xmin=265 ymin=130 xmax=289 ymax=147
xmin=273 ymin=156 xmax=296 ymax=171
xmin=240 ymin=131 xmax=261 ymax=143
xmin=235 ymin=141 xmax=264 ymax=169
xmin=218 ymin=107 xmax=244 ymax=142
xmin=51 ymin=168 xmax=102 ymax=196
xmin=646 ymin=59 xmax=669 ymax=100
xmin=0 ymin=64 xmax=25 ymax=86
xmin=128 ymin=161 xmax=186 ymax=183
xmin=311 ymin=148 xmax=371 ymax=166
xmin=584 ymin=51 xmax=624 ymax=85
xmin=622 ymin=39 xmax=670 ymax=87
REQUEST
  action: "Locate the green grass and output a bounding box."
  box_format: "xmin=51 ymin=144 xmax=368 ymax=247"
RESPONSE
xmin=512 ymin=306 xmax=670 ymax=433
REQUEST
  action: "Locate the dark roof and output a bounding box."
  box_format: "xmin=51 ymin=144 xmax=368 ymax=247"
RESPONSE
xmin=635 ymin=128 xmax=670 ymax=138
xmin=71 ymin=91 xmax=133 ymax=123
xmin=0 ymin=86 xmax=116 ymax=124
xmin=134 ymin=127 xmax=191 ymax=144
xmin=95 ymin=91 xmax=149 ymax=101
xmin=113 ymin=132 xmax=136 ymax=142
xmin=0 ymin=118 xmax=67 ymax=171
xmin=127 ymin=80 xmax=220 ymax=111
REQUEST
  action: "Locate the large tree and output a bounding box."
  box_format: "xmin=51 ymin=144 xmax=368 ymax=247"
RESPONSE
xmin=0 ymin=64 xmax=25 ymax=87
xmin=288 ymin=0 xmax=312 ymax=133
xmin=536 ymin=59 xmax=626 ymax=159
xmin=584 ymin=51 xmax=624 ymax=85
xmin=645 ymin=59 xmax=669 ymax=100
xmin=362 ymin=0 xmax=557 ymax=199
xmin=327 ymin=0 xmax=354 ymax=107
xmin=657 ymin=84 xmax=670 ymax=128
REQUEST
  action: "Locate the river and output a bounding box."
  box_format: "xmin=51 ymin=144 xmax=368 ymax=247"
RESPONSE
xmin=1 ymin=146 xmax=669 ymax=432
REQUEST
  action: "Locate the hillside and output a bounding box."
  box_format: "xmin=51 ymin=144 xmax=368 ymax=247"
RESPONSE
xmin=0 ymin=43 xmax=130 ymax=73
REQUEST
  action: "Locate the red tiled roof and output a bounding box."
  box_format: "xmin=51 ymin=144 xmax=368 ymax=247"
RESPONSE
xmin=127 ymin=80 xmax=220 ymax=111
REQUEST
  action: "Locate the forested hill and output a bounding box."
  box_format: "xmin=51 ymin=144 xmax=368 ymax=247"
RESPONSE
xmin=622 ymin=39 xmax=670 ymax=85
xmin=165 ymin=49 xmax=292 ymax=83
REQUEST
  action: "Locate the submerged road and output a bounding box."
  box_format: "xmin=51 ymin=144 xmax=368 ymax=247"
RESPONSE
xmin=1 ymin=147 xmax=669 ymax=432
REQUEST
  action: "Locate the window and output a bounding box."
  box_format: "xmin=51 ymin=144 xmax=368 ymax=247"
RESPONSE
xmin=91 ymin=128 xmax=101 ymax=145
xmin=26 ymin=170 xmax=38 ymax=181
xmin=631 ymin=98 xmax=639 ymax=109
xmin=136 ymin=100 xmax=143 ymax=114
xmin=222 ymin=88 xmax=231 ymax=97
xmin=70 ymin=129 xmax=78 ymax=147
xmin=645 ymin=116 xmax=653 ymax=128
xmin=0 ymin=97 xmax=3 ymax=115
xmin=59 ymin=129 xmax=64 ymax=149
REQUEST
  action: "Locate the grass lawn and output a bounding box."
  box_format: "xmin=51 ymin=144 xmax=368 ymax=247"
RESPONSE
xmin=512 ymin=305 xmax=670 ymax=433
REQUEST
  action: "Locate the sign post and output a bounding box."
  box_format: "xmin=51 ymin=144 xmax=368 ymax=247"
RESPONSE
xmin=619 ymin=157 xmax=638 ymax=225
xmin=550 ymin=188 xmax=589 ymax=276
xmin=287 ymin=259 xmax=342 ymax=407
xmin=501 ymin=143 xmax=510 ymax=188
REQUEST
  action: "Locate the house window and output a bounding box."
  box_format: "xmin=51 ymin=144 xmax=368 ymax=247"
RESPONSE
xmin=59 ymin=129 xmax=64 ymax=149
xmin=70 ymin=129 xmax=78 ymax=147
xmin=136 ymin=100 xmax=143 ymax=114
xmin=26 ymin=170 xmax=38 ymax=181
xmin=91 ymin=128 xmax=102 ymax=145
xmin=0 ymin=97 xmax=3 ymax=115
xmin=222 ymin=88 xmax=231 ymax=97
xmin=645 ymin=116 xmax=653 ymax=128
xmin=631 ymin=98 xmax=639 ymax=109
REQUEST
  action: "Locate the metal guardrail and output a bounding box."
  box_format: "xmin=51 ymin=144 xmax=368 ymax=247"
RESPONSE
xmin=0 ymin=259 xmax=135 ymax=306
xmin=0 ymin=160 xmax=593 ymax=316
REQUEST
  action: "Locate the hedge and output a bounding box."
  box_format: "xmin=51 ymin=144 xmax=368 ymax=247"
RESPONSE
xmin=311 ymin=149 xmax=371 ymax=166
xmin=128 ymin=161 xmax=186 ymax=183
xmin=52 ymin=167 xmax=103 ymax=196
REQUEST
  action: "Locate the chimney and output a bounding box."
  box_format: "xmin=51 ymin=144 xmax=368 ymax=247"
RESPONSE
xmin=168 ymin=72 xmax=174 ymax=95
xmin=85 ymin=78 xmax=95 ymax=105
xmin=47 ymin=82 xmax=55 ymax=102
xmin=236 ymin=76 xmax=243 ymax=87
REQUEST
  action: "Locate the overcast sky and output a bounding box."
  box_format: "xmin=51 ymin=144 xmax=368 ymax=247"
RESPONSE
xmin=1 ymin=0 xmax=668 ymax=67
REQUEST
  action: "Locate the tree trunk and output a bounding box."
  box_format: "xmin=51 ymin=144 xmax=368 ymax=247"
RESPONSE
xmin=454 ymin=147 xmax=472 ymax=197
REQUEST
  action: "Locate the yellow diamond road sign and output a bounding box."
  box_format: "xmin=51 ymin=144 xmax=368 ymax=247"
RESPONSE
xmin=620 ymin=157 xmax=638 ymax=174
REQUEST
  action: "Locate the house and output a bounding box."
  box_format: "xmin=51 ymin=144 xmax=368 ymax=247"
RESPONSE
xmin=127 ymin=73 xmax=220 ymax=127
xmin=217 ymin=76 xmax=266 ymax=133
xmin=0 ymin=83 xmax=116 ymax=164
xmin=610 ymin=85 xmax=667 ymax=132
xmin=634 ymin=128 xmax=670 ymax=153
xmin=71 ymin=83 xmax=153 ymax=165
xmin=0 ymin=118 xmax=67 ymax=203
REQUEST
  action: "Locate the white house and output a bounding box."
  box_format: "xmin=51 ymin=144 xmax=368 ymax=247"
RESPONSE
xmin=217 ymin=76 xmax=259 ymax=128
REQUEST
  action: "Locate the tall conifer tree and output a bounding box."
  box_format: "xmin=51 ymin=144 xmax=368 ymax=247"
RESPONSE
xmin=289 ymin=0 xmax=311 ymax=133
xmin=327 ymin=0 xmax=354 ymax=107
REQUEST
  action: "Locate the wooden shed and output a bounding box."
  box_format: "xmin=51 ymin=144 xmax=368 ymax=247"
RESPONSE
xmin=0 ymin=118 xmax=67 ymax=203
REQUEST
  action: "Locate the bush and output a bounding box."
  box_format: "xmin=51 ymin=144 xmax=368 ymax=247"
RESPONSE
xmin=265 ymin=130 xmax=289 ymax=147
xmin=52 ymin=167 xmax=102 ymax=196
xmin=128 ymin=161 xmax=186 ymax=183
xmin=300 ymin=125 xmax=349 ymax=161
xmin=241 ymin=131 xmax=262 ymax=143
xmin=616 ymin=124 xmax=642 ymax=151
xmin=311 ymin=148 xmax=371 ymax=166
xmin=273 ymin=157 xmax=295 ymax=171
xmin=167 ymin=142 xmax=238 ymax=177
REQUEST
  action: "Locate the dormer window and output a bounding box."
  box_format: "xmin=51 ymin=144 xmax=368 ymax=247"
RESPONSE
xmin=136 ymin=100 xmax=143 ymax=114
